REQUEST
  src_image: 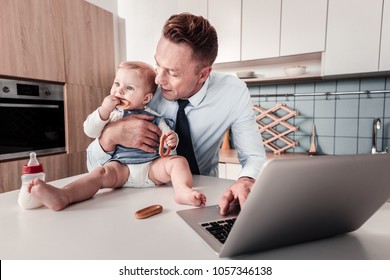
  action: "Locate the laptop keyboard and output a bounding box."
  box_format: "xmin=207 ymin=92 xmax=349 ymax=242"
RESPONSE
xmin=201 ymin=218 xmax=236 ymax=244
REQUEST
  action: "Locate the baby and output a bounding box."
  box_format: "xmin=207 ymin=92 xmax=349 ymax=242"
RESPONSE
xmin=28 ymin=61 xmax=206 ymax=210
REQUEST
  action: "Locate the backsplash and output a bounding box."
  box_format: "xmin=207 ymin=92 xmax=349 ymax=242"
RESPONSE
xmin=249 ymin=76 xmax=390 ymax=155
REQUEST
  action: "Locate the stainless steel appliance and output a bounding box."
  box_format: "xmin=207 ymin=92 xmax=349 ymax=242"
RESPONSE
xmin=0 ymin=78 xmax=65 ymax=161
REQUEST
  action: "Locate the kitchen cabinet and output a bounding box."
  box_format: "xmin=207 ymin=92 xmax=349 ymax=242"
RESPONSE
xmin=0 ymin=154 xmax=68 ymax=193
xmin=218 ymin=150 xmax=310 ymax=181
xmin=280 ymin=0 xmax=328 ymax=56
xmin=323 ymin=0 xmax=383 ymax=76
xmin=218 ymin=163 xmax=242 ymax=180
xmin=38 ymin=154 xmax=70 ymax=184
xmin=237 ymin=0 xmax=327 ymax=61
xmin=67 ymin=151 xmax=88 ymax=177
xmin=225 ymin=163 xmax=242 ymax=180
xmin=209 ymin=0 xmax=241 ymax=63
xmin=0 ymin=0 xmax=115 ymax=85
xmin=0 ymin=0 xmax=65 ymax=82
xmin=380 ymin=0 xmax=390 ymax=71
xmin=242 ymin=0 xmax=281 ymax=60
xmin=177 ymin=0 xmax=241 ymax=63
xmin=0 ymin=0 xmax=115 ymax=193
xmin=65 ymin=84 xmax=109 ymax=154
xmin=61 ymin=0 xmax=115 ymax=183
xmin=219 ymin=149 xmax=242 ymax=180
xmin=216 ymin=0 xmax=326 ymax=84
xmin=218 ymin=163 xmax=227 ymax=179
xmin=0 ymin=160 xmax=21 ymax=193
xmin=125 ymin=0 xmax=326 ymax=74
xmin=61 ymin=0 xmax=115 ymax=87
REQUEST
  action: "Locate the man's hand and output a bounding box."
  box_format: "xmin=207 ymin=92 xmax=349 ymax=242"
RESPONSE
xmin=99 ymin=114 xmax=161 ymax=153
xmin=218 ymin=177 xmax=255 ymax=215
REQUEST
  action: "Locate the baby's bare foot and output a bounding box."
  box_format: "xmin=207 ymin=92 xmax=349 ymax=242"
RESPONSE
xmin=29 ymin=178 xmax=70 ymax=211
xmin=174 ymin=189 xmax=206 ymax=206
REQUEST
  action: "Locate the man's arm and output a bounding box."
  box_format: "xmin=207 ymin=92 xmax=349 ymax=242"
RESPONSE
xmin=218 ymin=84 xmax=266 ymax=215
xmin=99 ymin=114 xmax=161 ymax=152
xmin=86 ymin=114 xmax=162 ymax=171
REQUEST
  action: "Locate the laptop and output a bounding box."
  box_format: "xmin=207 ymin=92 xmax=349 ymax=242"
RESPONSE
xmin=177 ymin=154 xmax=390 ymax=258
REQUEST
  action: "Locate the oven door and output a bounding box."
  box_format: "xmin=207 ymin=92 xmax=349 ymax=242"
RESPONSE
xmin=0 ymin=98 xmax=66 ymax=160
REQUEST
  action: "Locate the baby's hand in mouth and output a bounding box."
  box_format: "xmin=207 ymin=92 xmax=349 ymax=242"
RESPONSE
xmin=116 ymin=98 xmax=130 ymax=109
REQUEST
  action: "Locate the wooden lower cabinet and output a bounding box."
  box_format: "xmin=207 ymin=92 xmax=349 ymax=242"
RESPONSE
xmin=68 ymin=151 xmax=88 ymax=177
xmin=0 ymin=153 xmax=68 ymax=193
xmin=65 ymin=84 xmax=110 ymax=177
xmin=65 ymin=84 xmax=108 ymax=154
xmin=0 ymin=159 xmax=23 ymax=193
xmin=39 ymin=153 xmax=70 ymax=182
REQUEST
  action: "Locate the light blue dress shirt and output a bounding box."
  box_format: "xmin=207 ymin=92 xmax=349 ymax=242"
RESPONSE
xmin=87 ymin=71 xmax=266 ymax=179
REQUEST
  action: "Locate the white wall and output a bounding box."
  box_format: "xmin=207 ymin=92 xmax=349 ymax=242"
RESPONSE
xmin=86 ymin=0 xmax=186 ymax=66
xmin=117 ymin=0 xmax=178 ymax=66
xmin=85 ymin=0 xmax=117 ymax=13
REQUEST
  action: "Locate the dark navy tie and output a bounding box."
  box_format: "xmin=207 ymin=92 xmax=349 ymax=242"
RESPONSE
xmin=175 ymin=99 xmax=200 ymax=175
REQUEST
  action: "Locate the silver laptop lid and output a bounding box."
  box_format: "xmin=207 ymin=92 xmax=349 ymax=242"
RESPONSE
xmin=219 ymin=154 xmax=390 ymax=257
xmin=178 ymin=154 xmax=390 ymax=258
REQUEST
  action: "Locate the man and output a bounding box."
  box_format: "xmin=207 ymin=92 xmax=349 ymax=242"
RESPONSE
xmin=86 ymin=13 xmax=266 ymax=215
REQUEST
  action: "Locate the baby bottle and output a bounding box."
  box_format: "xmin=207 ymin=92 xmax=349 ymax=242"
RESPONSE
xmin=18 ymin=152 xmax=45 ymax=209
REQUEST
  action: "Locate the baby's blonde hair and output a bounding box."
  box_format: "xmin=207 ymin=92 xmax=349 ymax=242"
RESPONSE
xmin=118 ymin=61 xmax=157 ymax=94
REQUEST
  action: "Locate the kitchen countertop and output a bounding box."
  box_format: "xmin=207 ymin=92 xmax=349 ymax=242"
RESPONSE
xmin=219 ymin=149 xmax=309 ymax=164
xmin=1 ymin=174 xmax=390 ymax=260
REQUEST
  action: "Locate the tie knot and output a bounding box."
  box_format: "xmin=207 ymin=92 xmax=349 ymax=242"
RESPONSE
xmin=177 ymin=99 xmax=190 ymax=110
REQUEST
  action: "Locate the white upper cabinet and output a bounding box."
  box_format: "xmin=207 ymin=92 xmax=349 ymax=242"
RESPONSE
xmin=323 ymin=0 xmax=383 ymax=76
xmin=280 ymin=0 xmax=328 ymax=56
xmin=380 ymin=0 xmax=390 ymax=71
xmin=177 ymin=0 xmax=241 ymax=63
xmin=209 ymin=0 xmax=242 ymax=63
xmin=177 ymin=0 xmax=328 ymax=64
xmin=124 ymin=0 xmax=387 ymax=77
xmin=242 ymin=0 xmax=281 ymax=60
xmin=242 ymin=0 xmax=327 ymax=61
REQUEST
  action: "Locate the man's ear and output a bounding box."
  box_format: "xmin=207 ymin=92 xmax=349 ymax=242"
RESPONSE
xmin=143 ymin=92 xmax=153 ymax=104
xmin=198 ymin=66 xmax=212 ymax=83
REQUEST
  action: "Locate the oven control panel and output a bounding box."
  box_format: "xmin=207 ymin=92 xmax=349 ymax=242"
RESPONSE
xmin=0 ymin=78 xmax=64 ymax=101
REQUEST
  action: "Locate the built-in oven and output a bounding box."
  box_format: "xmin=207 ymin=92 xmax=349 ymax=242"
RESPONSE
xmin=0 ymin=78 xmax=65 ymax=161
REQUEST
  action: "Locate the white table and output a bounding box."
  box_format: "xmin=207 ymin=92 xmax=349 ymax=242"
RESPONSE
xmin=1 ymin=174 xmax=390 ymax=260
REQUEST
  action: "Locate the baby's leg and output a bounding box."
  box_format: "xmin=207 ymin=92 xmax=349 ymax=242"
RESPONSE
xmin=149 ymin=156 xmax=206 ymax=206
xmin=29 ymin=161 xmax=129 ymax=211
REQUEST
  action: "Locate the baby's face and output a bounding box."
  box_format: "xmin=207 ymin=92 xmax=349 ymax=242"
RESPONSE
xmin=110 ymin=68 xmax=150 ymax=110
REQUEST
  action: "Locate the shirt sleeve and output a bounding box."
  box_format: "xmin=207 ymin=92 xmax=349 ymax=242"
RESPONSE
xmin=84 ymin=110 xmax=123 ymax=171
xmin=86 ymin=139 xmax=113 ymax=172
xmin=83 ymin=109 xmax=110 ymax=138
xmin=231 ymin=85 xmax=267 ymax=179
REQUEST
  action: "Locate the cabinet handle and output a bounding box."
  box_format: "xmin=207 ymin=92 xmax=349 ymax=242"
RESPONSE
xmin=0 ymin=103 xmax=59 ymax=109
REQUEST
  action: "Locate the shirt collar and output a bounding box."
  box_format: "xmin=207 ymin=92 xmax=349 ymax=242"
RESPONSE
xmin=188 ymin=75 xmax=210 ymax=108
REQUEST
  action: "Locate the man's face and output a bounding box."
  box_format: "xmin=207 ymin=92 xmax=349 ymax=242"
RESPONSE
xmin=154 ymin=36 xmax=210 ymax=100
